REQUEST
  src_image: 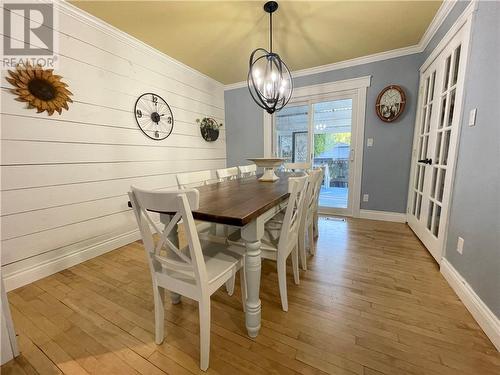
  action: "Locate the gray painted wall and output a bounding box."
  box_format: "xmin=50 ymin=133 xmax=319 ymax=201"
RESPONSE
xmin=441 ymin=1 xmax=500 ymax=317
xmin=225 ymin=55 xmax=420 ymax=213
xmin=225 ymin=89 xmax=264 ymax=168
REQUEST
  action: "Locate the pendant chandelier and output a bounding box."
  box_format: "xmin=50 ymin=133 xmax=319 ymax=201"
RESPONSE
xmin=247 ymin=1 xmax=293 ymax=114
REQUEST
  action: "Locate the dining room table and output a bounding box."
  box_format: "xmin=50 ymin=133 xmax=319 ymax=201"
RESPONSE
xmin=144 ymin=173 xmax=293 ymax=338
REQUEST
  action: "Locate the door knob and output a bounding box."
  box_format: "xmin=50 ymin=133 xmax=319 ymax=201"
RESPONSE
xmin=418 ymin=158 xmax=433 ymax=165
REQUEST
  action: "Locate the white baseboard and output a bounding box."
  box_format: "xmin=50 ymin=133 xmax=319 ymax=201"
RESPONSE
xmin=358 ymin=209 xmax=407 ymax=223
xmin=441 ymin=258 xmax=500 ymax=351
xmin=3 ymin=229 xmax=141 ymax=292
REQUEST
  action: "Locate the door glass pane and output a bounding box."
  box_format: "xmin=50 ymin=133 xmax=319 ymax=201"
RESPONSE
xmin=437 ymin=169 xmax=446 ymax=202
xmin=426 ymin=103 xmax=433 ymax=133
xmin=275 ymin=104 xmax=308 ymax=163
xmin=427 ymin=202 xmax=434 ymax=230
xmin=412 ymin=191 xmax=418 ymax=215
xmin=443 ymin=56 xmax=451 ymax=91
xmin=439 ymin=96 xmax=447 ymax=129
xmin=447 ymin=89 xmax=456 ymax=127
xmin=433 ymin=205 xmax=442 ymax=237
xmin=452 ymin=45 xmax=461 ymax=86
xmin=421 ymin=135 xmax=429 ymax=160
xmin=416 ymin=194 xmax=422 ymax=219
xmin=424 ymin=77 xmax=430 ymax=104
xmin=435 ymin=131 xmax=443 ymax=164
xmin=430 ymin=167 xmax=438 ymax=198
xmin=429 ymin=71 xmax=436 ymax=101
xmin=312 ymin=99 xmax=353 ymax=209
xmin=419 ymin=165 xmax=425 ymax=192
xmin=442 ymin=130 xmax=451 ymax=165
xmin=420 ymin=107 xmax=427 ymax=133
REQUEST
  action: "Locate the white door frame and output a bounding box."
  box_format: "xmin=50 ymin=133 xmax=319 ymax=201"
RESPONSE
xmin=264 ymin=76 xmax=371 ymax=217
xmin=406 ymin=1 xmax=476 ymax=263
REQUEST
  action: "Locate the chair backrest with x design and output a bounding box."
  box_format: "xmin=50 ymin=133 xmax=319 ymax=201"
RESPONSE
xmin=216 ymin=167 xmax=239 ymax=181
xmin=278 ymin=175 xmax=308 ymax=251
xmin=129 ymin=187 xmax=208 ymax=290
xmin=238 ymin=164 xmax=257 ymax=178
xmin=176 ymin=170 xmax=214 ymax=189
xmin=284 ymin=162 xmax=312 ymax=172
xmin=312 ymin=168 xmax=324 ymax=212
xmin=303 ymin=169 xmax=323 ymax=223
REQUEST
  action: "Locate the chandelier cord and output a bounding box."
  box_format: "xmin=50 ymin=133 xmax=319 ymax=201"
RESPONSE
xmin=269 ymin=11 xmax=273 ymax=53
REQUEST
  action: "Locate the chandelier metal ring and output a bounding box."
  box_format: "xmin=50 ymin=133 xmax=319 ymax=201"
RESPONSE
xmin=247 ymin=1 xmax=293 ymax=114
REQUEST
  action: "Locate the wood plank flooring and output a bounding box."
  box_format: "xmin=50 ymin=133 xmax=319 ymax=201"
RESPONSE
xmin=2 ymin=217 xmax=499 ymax=375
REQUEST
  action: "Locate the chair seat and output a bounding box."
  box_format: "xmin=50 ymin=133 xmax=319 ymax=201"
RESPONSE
xmin=159 ymin=240 xmax=244 ymax=285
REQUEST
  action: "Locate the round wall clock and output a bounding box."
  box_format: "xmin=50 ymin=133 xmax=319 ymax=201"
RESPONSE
xmin=134 ymin=93 xmax=174 ymax=140
xmin=375 ymin=85 xmax=406 ymax=122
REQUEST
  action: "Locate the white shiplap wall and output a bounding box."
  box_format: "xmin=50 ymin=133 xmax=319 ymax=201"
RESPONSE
xmin=0 ymin=2 xmax=226 ymax=290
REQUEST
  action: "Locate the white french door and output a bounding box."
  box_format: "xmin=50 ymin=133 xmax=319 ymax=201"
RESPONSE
xmin=273 ymin=91 xmax=361 ymax=217
xmin=407 ymin=18 xmax=472 ymax=263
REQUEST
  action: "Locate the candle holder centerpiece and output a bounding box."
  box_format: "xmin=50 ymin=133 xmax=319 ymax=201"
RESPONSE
xmin=247 ymin=158 xmax=285 ymax=182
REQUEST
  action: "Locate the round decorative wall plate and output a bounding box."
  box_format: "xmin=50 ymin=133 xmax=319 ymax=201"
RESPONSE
xmin=134 ymin=93 xmax=174 ymax=140
xmin=375 ymin=85 xmax=406 ymax=122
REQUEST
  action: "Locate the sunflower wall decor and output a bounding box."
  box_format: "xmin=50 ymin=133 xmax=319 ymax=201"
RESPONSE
xmin=6 ymin=62 xmax=73 ymax=116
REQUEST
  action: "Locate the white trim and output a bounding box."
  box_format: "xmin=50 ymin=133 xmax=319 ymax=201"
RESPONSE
xmin=292 ymin=46 xmax=419 ymax=79
xmin=441 ymin=259 xmax=500 ymax=351
xmin=270 ymin=76 xmax=370 ymax=217
xmin=419 ymin=0 xmax=457 ymax=52
xmin=359 ymin=209 xmax=407 ymax=223
xmin=291 ymin=76 xmax=371 ymax=100
xmin=56 ymin=0 xmax=224 ymax=90
xmin=420 ymin=1 xmax=478 ymax=72
xmin=351 ymin=86 xmax=367 ymax=218
xmin=224 ymin=48 xmax=409 ymax=91
xmin=3 ymin=228 xmax=143 ymax=292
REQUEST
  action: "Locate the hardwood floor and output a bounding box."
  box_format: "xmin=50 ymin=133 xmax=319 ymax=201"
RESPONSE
xmin=3 ymin=217 xmax=499 ymax=375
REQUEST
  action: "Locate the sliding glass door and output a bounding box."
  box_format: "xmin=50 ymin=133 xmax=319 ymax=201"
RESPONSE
xmin=275 ymin=104 xmax=309 ymax=163
xmin=275 ymin=95 xmax=357 ymax=216
xmin=312 ymin=99 xmax=353 ymax=210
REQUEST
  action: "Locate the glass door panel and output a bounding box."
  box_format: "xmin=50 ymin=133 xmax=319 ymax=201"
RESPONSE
xmin=312 ymin=99 xmax=353 ymax=209
xmin=275 ymin=104 xmax=309 ymax=163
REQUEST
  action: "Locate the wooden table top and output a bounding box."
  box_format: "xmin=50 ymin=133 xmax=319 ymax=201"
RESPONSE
xmin=128 ymin=173 xmax=292 ymax=227
xmin=192 ymin=174 xmax=291 ymax=226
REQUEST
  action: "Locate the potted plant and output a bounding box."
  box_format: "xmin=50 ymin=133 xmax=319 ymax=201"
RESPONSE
xmin=197 ymin=117 xmax=222 ymax=142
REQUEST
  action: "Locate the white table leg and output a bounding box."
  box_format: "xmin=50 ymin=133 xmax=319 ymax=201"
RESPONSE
xmin=160 ymin=213 xmax=182 ymax=304
xmin=241 ymin=219 xmax=264 ymax=338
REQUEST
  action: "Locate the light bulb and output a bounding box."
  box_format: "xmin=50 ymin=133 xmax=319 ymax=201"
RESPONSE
xmin=271 ymin=72 xmax=277 ymax=81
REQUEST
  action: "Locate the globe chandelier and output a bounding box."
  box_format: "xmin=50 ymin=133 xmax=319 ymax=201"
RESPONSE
xmin=247 ymin=1 xmax=293 ymax=114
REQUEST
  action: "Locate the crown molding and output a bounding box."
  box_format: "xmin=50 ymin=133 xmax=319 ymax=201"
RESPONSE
xmin=224 ymin=1 xmax=459 ymax=91
xmin=418 ymin=0 xmax=457 ymax=52
xmin=55 ymin=0 xmax=225 ymax=90
xmin=224 ymin=45 xmax=419 ymax=91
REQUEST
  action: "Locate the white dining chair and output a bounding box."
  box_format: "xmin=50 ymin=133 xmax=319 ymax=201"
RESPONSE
xmin=284 ymin=162 xmax=312 ymax=172
xmin=216 ymin=167 xmax=239 ymax=181
xmin=260 ymin=175 xmax=308 ymax=311
xmin=176 ymin=170 xmax=216 ymax=189
xmin=298 ymin=169 xmax=323 ymax=269
xmin=238 ymin=164 xmax=257 ymax=178
xmin=129 ymin=186 xmax=246 ymax=371
xmin=312 ymin=168 xmax=324 ymax=240
xmin=176 ymin=170 xmax=220 ymax=236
